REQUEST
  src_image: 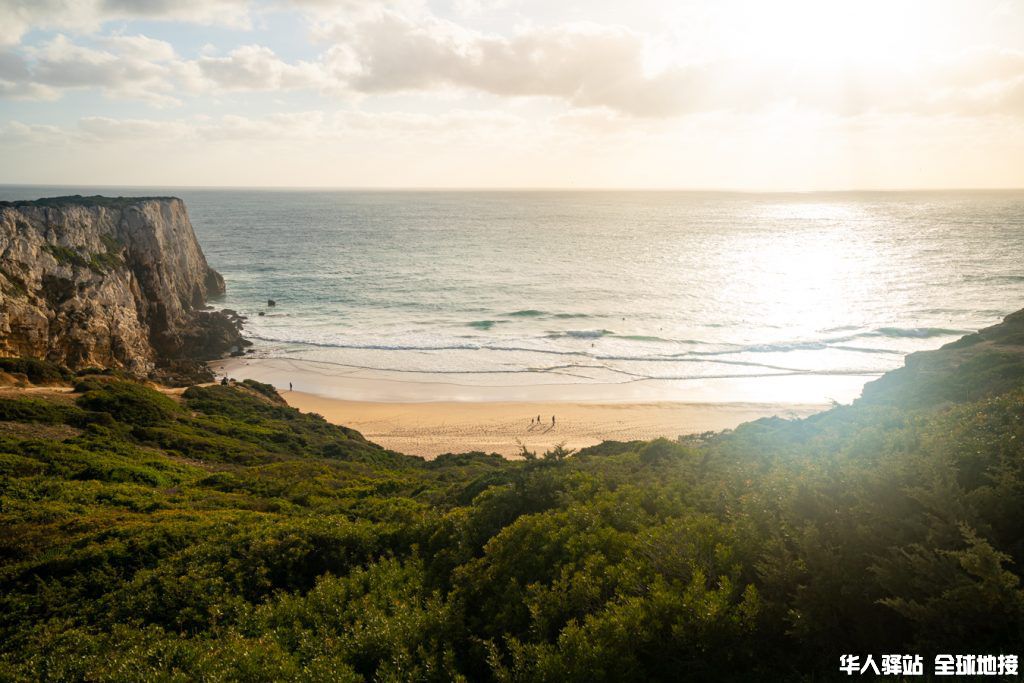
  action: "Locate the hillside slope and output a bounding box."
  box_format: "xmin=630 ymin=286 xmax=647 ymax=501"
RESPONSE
xmin=860 ymin=308 xmax=1024 ymax=407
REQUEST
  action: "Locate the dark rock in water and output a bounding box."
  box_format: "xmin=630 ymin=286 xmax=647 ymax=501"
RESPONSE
xmin=267 ymin=299 xmax=276 ymax=307
xmin=205 ymin=268 xmax=226 ymax=297
xmin=258 ymin=311 xmax=265 ymax=316
xmin=859 ymin=307 xmax=1024 ymax=407
xmin=229 ymin=350 xmax=245 ymax=357
xmin=0 ymin=196 xmax=248 ymax=385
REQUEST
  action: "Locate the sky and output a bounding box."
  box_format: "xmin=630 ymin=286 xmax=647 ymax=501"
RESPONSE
xmin=0 ymin=0 xmax=1022 ymax=189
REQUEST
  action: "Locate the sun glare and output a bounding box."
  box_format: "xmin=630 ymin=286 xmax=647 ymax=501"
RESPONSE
xmin=704 ymin=0 xmax=931 ymax=68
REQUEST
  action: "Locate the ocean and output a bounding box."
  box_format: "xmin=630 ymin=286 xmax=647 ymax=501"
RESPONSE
xmin=3 ymin=187 xmax=1023 ymax=403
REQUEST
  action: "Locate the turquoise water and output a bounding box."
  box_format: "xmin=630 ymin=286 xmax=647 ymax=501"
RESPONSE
xmin=3 ymin=187 xmax=1023 ymax=399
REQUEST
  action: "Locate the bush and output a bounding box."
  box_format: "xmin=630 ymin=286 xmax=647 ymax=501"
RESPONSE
xmin=638 ymin=437 xmax=691 ymax=465
xmin=75 ymin=380 xmax=181 ymax=426
xmin=0 ymin=358 xmax=72 ymax=384
xmin=1 ymin=329 xmax=1022 ymax=680
xmin=0 ymin=397 xmax=79 ymax=424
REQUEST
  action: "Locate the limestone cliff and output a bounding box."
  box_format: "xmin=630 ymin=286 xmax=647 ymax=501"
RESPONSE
xmin=0 ymin=195 xmax=245 ymax=380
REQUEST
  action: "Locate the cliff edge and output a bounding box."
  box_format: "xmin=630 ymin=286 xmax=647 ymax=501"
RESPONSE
xmin=0 ymin=195 xmax=245 ymax=382
xmin=858 ymin=307 xmax=1024 ymax=407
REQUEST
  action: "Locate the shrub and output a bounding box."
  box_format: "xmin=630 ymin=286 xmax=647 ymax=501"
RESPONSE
xmin=75 ymin=380 xmax=181 ymax=426
xmin=638 ymin=437 xmax=691 ymax=465
xmin=0 ymin=397 xmax=78 ymax=424
xmin=0 ymin=358 xmax=72 ymax=384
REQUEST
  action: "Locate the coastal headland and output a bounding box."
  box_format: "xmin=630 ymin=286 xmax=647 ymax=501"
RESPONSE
xmin=0 ymin=195 xmax=246 ymax=384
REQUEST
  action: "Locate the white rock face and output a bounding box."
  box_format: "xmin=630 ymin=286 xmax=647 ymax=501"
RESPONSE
xmin=0 ymin=196 xmax=236 ymax=375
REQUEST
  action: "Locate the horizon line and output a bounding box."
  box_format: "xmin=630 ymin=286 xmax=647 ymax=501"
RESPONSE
xmin=1 ymin=182 xmax=1023 ymax=194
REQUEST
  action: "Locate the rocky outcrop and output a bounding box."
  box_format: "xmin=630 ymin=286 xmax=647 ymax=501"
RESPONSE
xmin=0 ymin=195 xmax=246 ymax=382
xmin=859 ymin=307 xmax=1024 ymax=407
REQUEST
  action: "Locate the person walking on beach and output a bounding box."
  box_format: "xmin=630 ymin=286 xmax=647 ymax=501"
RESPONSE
xmin=289 ymin=382 xmax=293 ymax=392
xmin=552 ymin=415 xmax=556 ymax=427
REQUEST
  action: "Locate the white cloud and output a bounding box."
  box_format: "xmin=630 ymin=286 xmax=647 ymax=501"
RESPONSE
xmin=2 ymin=15 xmax=1024 ymax=121
xmin=1 ymin=1 xmax=1022 ymax=188
xmin=310 ymin=11 xmax=1024 ymax=119
xmin=188 ymin=44 xmax=327 ymax=92
xmin=98 ymin=33 xmax=176 ymax=61
xmin=0 ymin=1 xmax=1023 ymax=130
xmin=0 ymin=0 xmax=254 ymax=45
xmin=0 ymin=79 xmax=59 ymax=100
xmin=0 ymin=119 xmax=66 ymax=142
xmin=0 ymin=0 xmax=103 ymax=46
xmin=25 ymin=34 xmax=179 ymax=105
xmin=1 ymin=108 xmax=531 ymax=146
xmin=318 ymin=12 xmax=701 ymax=117
xmin=77 ymin=115 xmax=192 ymax=140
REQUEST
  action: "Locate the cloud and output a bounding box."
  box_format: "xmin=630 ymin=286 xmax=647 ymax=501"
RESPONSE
xmin=77 ymin=115 xmax=192 ymax=140
xmin=0 ymin=50 xmax=30 ymax=80
xmin=0 ymin=108 xmax=531 ymax=147
xmin=0 ymin=0 xmax=253 ymax=45
xmin=0 ymin=119 xmax=66 ymax=143
xmin=25 ymin=34 xmax=179 ymax=105
xmin=2 ymin=4 xmax=1024 ymax=122
xmin=186 ymin=45 xmax=327 ymax=92
xmin=1 ymin=33 xmax=328 ymax=104
xmin=0 ymin=0 xmax=101 ymax=45
xmin=98 ymin=33 xmax=176 ymax=61
xmin=329 ymin=12 xmax=700 ymax=117
xmin=28 ymin=4 xmax=686 ymax=116
xmin=0 ymin=0 xmax=421 ymax=46
xmin=0 ymin=79 xmax=59 ymax=100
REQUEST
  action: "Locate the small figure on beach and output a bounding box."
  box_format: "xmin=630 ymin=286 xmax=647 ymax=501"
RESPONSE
xmin=537 ymin=414 xmax=541 ymax=423
xmin=552 ymin=415 xmax=556 ymax=426
xmin=289 ymin=382 xmax=293 ymax=391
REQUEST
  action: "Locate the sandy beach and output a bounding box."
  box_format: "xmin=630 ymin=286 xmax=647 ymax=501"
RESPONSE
xmin=214 ymin=357 xmax=832 ymax=457
xmin=281 ymin=392 xmax=824 ymax=457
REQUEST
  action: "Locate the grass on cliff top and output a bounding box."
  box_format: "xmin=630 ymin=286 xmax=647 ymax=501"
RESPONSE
xmin=0 ymin=195 xmax=179 ymax=209
xmin=0 ymin=361 xmax=1022 ymax=681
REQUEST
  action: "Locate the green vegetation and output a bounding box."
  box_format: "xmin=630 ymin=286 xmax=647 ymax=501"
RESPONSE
xmin=0 ymin=266 xmax=29 ymax=297
xmin=860 ymin=309 xmax=1024 ymax=407
xmin=88 ymin=251 xmax=123 ymax=274
xmin=42 ymin=240 xmax=125 ymax=276
xmin=0 ymin=358 xmax=73 ymax=385
xmin=0 ymin=354 xmax=1022 ymax=680
xmin=42 ymin=244 xmax=89 ymax=269
xmin=0 ymin=195 xmax=176 ymax=209
xmin=88 ymin=234 xmax=126 ymax=274
xmin=99 ymin=233 xmax=124 ymax=253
